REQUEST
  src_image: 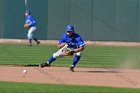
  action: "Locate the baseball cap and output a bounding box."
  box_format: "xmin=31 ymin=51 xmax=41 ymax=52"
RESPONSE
xmin=66 ymin=24 xmax=74 ymax=32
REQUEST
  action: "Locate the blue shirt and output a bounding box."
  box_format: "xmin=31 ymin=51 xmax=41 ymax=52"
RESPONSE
xmin=58 ymin=33 xmax=85 ymax=49
xmin=25 ymin=15 xmax=36 ymax=27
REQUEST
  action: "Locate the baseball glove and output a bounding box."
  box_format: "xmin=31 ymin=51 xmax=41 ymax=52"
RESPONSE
xmin=24 ymin=24 xmax=30 ymax=29
xmin=63 ymin=48 xmax=74 ymax=56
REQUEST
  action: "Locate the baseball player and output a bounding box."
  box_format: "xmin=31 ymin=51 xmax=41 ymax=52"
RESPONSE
xmin=24 ymin=10 xmax=40 ymax=46
xmin=39 ymin=24 xmax=85 ymax=72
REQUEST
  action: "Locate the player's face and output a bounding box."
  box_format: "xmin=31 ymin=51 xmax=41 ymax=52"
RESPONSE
xmin=25 ymin=12 xmax=29 ymax=16
xmin=66 ymin=31 xmax=73 ymax=37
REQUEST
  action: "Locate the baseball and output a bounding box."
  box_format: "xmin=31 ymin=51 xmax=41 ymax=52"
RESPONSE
xmin=23 ymin=70 xmax=27 ymax=74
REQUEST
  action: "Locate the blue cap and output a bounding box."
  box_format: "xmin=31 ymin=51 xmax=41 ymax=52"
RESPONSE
xmin=66 ymin=24 xmax=74 ymax=32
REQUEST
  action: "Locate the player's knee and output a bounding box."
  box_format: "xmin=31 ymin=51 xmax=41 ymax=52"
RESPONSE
xmin=53 ymin=53 xmax=57 ymax=58
xmin=27 ymin=35 xmax=32 ymax=39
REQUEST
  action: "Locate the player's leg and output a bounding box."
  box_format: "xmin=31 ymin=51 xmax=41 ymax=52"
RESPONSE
xmin=27 ymin=27 xmax=36 ymax=46
xmin=39 ymin=44 xmax=68 ymax=67
xmin=70 ymin=52 xmax=82 ymax=72
xmin=39 ymin=55 xmax=56 ymax=68
xmin=33 ymin=38 xmax=40 ymax=45
xmin=29 ymin=27 xmax=40 ymax=45
xmin=27 ymin=28 xmax=33 ymax=46
xmin=27 ymin=30 xmax=32 ymax=46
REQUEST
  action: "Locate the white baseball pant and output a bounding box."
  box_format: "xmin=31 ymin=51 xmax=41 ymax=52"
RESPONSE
xmin=27 ymin=26 xmax=36 ymax=39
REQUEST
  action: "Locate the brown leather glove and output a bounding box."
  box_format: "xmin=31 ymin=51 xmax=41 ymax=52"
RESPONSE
xmin=24 ymin=24 xmax=30 ymax=29
xmin=63 ymin=48 xmax=75 ymax=56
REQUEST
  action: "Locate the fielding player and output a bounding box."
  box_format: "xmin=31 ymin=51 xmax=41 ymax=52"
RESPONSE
xmin=39 ymin=24 xmax=85 ymax=72
xmin=24 ymin=10 xmax=40 ymax=46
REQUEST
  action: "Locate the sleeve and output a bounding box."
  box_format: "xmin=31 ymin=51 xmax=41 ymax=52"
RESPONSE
xmin=77 ymin=36 xmax=85 ymax=47
xmin=58 ymin=34 xmax=66 ymax=44
xmin=30 ymin=16 xmax=36 ymax=26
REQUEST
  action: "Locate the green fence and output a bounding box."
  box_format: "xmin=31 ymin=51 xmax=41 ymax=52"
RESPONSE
xmin=0 ymin=0 xmax=140 ymax=41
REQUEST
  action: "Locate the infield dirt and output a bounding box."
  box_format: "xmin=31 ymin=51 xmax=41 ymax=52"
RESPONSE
xmin=0 ymin=66 xmax=140 ymax=88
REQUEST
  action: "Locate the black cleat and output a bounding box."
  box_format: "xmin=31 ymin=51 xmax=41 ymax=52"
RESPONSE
xmin=69 ymin=66 xmax=74 ymax=72
xmin=39 ymin=62 xmax=50 ymax=68
xmin=37 ymin=41 xmax=40 ymax=45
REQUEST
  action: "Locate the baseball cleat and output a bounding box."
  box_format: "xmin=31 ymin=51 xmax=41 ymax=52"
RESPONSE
xmin=69 ymin=66 xmax=74 ymax=72
xmin=37 ymin=41 xmax=40 ymax=45
xmin=39 ymin=62 xmax=50 ymax=68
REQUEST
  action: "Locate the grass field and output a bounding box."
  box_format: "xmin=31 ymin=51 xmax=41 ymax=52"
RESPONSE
xmin=0 ymin=44 xmax=140 ymax=93
xmin=0 ymin=44 xmax=140 ymax=68
xmin=0 ymin=81 xmax=140 ymax=93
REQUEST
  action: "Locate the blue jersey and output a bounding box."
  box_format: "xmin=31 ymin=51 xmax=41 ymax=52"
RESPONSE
xmin=58 ymin=33 xmax=85 ymax=49
xmin=25 ymin=15 xmax=36 ymax=27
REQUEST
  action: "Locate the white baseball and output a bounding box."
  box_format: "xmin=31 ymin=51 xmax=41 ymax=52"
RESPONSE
xmin=23 ymin=70 xmax=27 ymax=74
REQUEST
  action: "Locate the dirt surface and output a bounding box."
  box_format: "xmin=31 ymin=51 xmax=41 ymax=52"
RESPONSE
xmin=0 ymin=66 xmax=140 ymax=88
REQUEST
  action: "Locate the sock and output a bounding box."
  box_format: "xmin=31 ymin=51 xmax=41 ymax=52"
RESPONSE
xmin=34 ymin=38 xmax=39 ymax=43
xmin=71 ymin=56 xmax=81 ymax=67
xmin=29 ymin=39 xmax=32 ymax=45
xmin=48 ymin=56 xmax=56 ymax=64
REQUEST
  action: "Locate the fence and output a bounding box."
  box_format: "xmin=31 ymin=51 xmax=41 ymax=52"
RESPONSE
xmin=0 ymin=0 xmax=140 ymax=42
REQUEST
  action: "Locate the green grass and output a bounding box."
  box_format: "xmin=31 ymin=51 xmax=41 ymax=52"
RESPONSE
xmin=0 ymin=44 xmax=140 ymax=68
xmin=0 ymin=81 xmax=140 ymax=93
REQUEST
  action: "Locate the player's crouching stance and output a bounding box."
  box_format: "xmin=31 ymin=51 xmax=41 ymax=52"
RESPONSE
xmin=39 ymin=24 xmax=85 ymax=72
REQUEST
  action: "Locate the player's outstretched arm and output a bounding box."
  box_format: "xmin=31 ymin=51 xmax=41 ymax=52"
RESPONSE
xmin=57 ymin=43 xmax=66 ymax=48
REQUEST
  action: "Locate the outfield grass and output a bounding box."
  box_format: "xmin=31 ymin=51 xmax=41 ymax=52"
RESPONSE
xmin=0 ymin=44 xmax=140 ymax=68
xmin=0 ymin=81 xmax=140 ymax=93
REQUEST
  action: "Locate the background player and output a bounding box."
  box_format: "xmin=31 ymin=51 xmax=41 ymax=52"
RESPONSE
xmin=24 ymin=10 xmax=40 ymax=46
xmin=39 ymin=24 xmax=85 ymax=72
